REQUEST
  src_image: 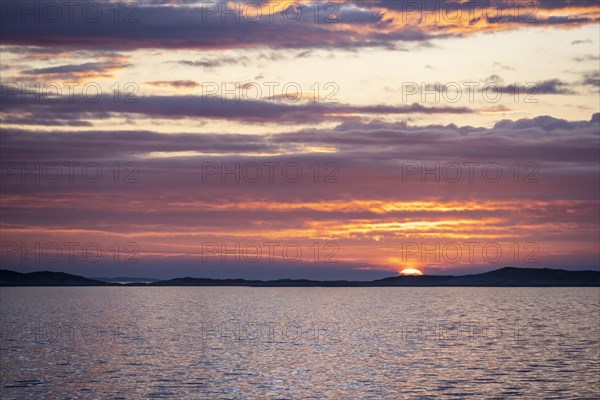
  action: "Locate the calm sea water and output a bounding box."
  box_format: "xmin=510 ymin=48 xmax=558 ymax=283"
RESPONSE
xmin=1 ymin=287 xmax=599 ymax=399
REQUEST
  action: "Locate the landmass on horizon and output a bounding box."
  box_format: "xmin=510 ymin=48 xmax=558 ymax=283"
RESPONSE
xmin=1 ymin=267 xmax=599 ymax=287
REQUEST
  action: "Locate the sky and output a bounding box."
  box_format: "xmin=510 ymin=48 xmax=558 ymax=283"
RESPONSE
xmin=0 ymin=0 xmax=599 ymax=279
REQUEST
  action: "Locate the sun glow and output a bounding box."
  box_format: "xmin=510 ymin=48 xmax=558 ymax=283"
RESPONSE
xmin=399 ymin=268 xmax=424 ymax=276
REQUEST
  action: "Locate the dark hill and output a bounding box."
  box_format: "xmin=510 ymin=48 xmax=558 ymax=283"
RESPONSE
xmin=149 ymin=277 xmax=263 ymax=286
xmin=442 ymin=267 xmax=600 ymax=286
xmin=0 ymin=270 xmax=113 ymax=286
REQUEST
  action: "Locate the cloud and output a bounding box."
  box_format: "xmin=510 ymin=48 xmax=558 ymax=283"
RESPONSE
xmin=0 ymin=86 xmax=473 ymax=125
xmin=177 ymin=55 xmax=250 ymax=68
xmin=489 ymin=79 xmax=576 ymax=95
xmin=3 ymin=113 xmax=598 ymax=166
xmin=0 ymin=4 xmax=422 ymax=51
xmin=492 ymin=113 xmax=598 ymax=131
xmin=19 ymin=59 xmax=130 ymax=79
xmin=481 ymin=105 xmax=513 ymax=114
xmin=582 ymin=71 xmax=600 ymax=88
xmin=0 ymin=46 xmax=117 ymax=61
xmin=399 ymin=77 xmax=577 ymax=98
xmin=295 ymin=50 xmax=313 ymax=59
xmin=483 ymin=74 xmax=505 ymax=84
xmin=573 ymin=54 xmax=600 ymax=62
xmin=2 ymin=113 xmax=598 ymax=274
xmin=145 ymin=80 xmax=202 ymax=89
xmin=529 ymin=79 xmax=576 ymax=94
xmin=492 ymin=62 xmax=515 ymax=71
xmin=1 ymin=1 xmax=598 ymax=51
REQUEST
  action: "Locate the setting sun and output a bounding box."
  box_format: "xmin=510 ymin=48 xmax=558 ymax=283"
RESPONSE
xmin=399 ymin=268 xmax=424 ymax=276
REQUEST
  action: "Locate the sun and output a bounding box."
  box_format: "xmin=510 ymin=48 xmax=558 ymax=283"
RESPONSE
xmin=399 ymin=268 xmax=424 ymax=276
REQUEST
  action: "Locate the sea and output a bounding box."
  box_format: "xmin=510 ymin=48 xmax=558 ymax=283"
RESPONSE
xmin=1 ymin=287 xmax=599 ymax=399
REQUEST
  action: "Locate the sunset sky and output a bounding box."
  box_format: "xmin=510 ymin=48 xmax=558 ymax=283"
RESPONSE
xmin=1 ymin=0 xmax=599 ymax=279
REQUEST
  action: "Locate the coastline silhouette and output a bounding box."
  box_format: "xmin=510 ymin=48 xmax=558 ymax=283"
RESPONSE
xmin=2 ymin=267 xmax=599 ymax=287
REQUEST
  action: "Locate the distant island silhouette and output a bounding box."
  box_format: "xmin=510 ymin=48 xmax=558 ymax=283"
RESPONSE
xmin=1 ymin=267 xmax=599 ymax=287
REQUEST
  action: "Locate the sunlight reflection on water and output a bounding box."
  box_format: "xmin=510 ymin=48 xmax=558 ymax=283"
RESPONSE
xmin=1 ymin=287 xmax=599 ymax=399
